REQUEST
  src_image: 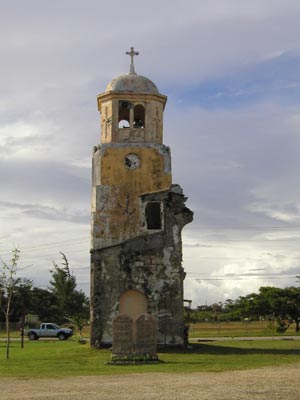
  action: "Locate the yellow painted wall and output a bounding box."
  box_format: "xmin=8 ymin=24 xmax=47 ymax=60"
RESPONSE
xmin=101 ymin=146 xmax=171 ymax=192
xmin=92 ymin=145 xmax=171 ymax=245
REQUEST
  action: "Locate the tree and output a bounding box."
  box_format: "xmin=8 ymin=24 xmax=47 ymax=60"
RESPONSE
xmin=49 ymin=253 xmax=89 ymax=328
xmin=0 ymin=249 xmax=21 ymax=359
xmin=50 ymin=252 xmax=77 ymax=318
xmin=15 ymin=279 xmax=33 ymax=348
xmin=246 ymin=286 xmax=300 ymax=333
xmin=29 ymin=287 xmax=63 ymax=322
xmin=193 ymin=286 xmax=300 ymax=332
xmin=280 ymin=287 xmax=300 ymax=333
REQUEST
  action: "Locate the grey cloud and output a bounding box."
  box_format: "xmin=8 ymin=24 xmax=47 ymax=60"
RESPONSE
xmin=166 ymin=103 xmax=300 ymax=231
xmin=1 ymin=1 xmax=300 ymax=94
xmin=0 ymin=200 xmax=89 ymax=224
xmin=0 ymin=159 xmax=90 ymax=207
xmin=281 ymin=266 xmax=300 ymax=275
xmin=1 ymin=0 xmax=300 ymax=302
xmin=248 ymin=201 xmax=300 ymax=223
xmin=223 ymin=271 xmax=299 ymax=277
xmin=184 ymin=243 xmax=215 ymax=248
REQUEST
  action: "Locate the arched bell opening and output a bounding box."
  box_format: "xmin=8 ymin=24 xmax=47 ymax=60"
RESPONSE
xmin=133 ymin=104 xmax=145 ymax=128
xmin=118 ymin=100 xmax=132 ymax=128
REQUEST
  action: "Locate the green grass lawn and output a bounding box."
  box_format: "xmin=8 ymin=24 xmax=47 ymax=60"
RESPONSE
xmin=0 ymin=339 xmax=300 ymax=377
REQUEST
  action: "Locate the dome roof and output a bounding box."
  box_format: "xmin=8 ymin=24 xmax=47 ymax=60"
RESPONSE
xmin=105 ymin=73 xmax=159 ymax=94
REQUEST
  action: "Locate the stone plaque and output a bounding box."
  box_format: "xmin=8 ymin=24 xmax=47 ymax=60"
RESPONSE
xmin=135 ymin=313 xmax=157 ymax=357
xmin=112 ymin=314 xmax=134 ymax=356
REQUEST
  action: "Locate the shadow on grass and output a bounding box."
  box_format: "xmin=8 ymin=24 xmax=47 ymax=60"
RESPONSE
xmin=159 ymin=342 xmax=300 ymax=356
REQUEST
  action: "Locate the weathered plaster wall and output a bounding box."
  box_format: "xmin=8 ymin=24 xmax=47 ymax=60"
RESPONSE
xmin=90 ymin=185 xmax=193 ymax=347
xmin=98 ymin=93 xmax=166 ymax=144
xmin=100 ymin=101 xmax=113 ymax=142
xmin=91 ymin=143 xmax=172 ymax=249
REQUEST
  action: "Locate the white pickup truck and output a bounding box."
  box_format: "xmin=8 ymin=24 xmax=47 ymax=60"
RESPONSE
xmin=27 ymin=323 xmax=73 ymax=341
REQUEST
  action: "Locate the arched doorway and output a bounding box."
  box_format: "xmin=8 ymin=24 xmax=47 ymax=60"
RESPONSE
xmin=119 ymin=289 xmax=148 ymax=320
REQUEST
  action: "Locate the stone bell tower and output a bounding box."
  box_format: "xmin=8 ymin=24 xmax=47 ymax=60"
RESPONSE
xmin=90 ymin=48 xmax=193 ymax=348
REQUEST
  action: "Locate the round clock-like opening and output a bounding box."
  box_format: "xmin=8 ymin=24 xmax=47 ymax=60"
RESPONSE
xmin=124 ymin=153 xmax=140 ymax=169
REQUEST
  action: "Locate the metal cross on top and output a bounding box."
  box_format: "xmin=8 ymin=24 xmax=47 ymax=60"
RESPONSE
xmin=126 ymin=47 xmax=139 ymax=74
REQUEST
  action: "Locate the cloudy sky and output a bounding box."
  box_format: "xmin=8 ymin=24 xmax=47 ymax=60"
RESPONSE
xmin=1 ymin=0 xmax=300 ymax=306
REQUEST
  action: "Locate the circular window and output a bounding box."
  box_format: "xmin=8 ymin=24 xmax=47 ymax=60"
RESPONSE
xmin=124 ymin=153 xmax=141 ymax=170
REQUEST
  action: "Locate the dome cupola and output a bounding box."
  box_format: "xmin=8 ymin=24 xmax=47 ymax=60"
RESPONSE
xmin=97 ymin=47 xmax=167 ymax=145
xmin=105 ymin=73 xmax=159 ymax=95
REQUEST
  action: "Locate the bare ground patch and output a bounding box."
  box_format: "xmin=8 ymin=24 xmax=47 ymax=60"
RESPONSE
xmin=1 ymin=363 xmax=300 ymax=400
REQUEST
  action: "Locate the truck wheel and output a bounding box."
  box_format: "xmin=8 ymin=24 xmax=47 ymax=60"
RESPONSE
xmin=29 ymin=332 xmax=37 ymax=340
xmin=58 ymin=332 xmax=66 ymax=341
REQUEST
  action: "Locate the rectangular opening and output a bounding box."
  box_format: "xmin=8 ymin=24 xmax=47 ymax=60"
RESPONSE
xmin=145 ymin=202 xmax=162 ymax=230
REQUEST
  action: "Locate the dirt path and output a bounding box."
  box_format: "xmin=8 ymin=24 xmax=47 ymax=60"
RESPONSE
xmin=1 ymin=363 xmax=300 ymax=400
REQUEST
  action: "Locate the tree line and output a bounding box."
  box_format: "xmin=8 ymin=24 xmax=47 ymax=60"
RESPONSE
xmin=0 ymin=250 xmax=89 ymax=328
xmin=186 ymin=286 xmax=300 ymax=333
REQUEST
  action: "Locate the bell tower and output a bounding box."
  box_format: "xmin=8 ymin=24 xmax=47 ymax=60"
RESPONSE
xmin=97 ymin=47 xmax=166 ymax=146
xmin=90 ymin=48 xmax=193 ymax=348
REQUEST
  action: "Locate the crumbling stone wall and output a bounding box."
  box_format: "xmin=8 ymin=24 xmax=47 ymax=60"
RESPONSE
xmin=90 ymin=185 xmax=193 ymax=348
